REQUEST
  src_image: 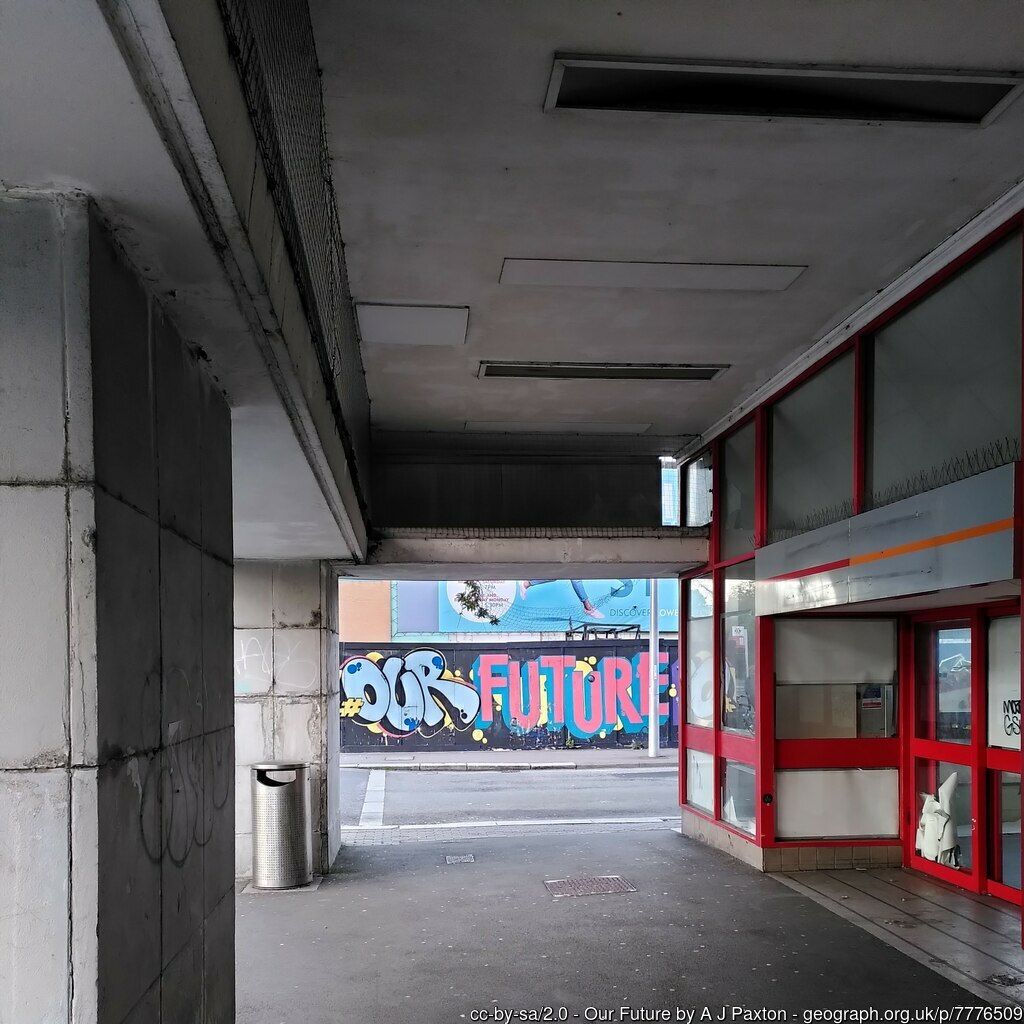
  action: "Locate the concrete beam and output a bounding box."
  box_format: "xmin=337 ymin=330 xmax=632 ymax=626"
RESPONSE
xmin=99 ymin=0 xmax=369 ymax=558
xmin=371 ymin=430 xmax=685 ymax=531
xmin=343 ymin=527 xmax=708 ymax=580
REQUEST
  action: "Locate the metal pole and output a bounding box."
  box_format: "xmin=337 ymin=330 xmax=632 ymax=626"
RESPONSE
xmin=648 ymin=578 xmax=660 ymax=758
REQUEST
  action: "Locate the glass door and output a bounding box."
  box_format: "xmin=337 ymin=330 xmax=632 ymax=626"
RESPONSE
xmin=908 ymin=620 xmax=980 ymax=889
xmin=907 ymin=609 xmax=1023 ymax=904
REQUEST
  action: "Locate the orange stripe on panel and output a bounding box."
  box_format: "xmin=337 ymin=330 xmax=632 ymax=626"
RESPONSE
xmin=848 ymin=517 xmax=1015 ymax=567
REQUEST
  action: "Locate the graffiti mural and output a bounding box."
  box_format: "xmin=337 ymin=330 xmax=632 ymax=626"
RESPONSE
xmin=340 ymin=641 xmax=679 ymax=751
xmin=340 ymin=648 xmax=481 ymax=738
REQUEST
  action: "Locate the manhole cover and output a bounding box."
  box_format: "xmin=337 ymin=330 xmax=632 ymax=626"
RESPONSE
xmin=986 ymin=974 xmax=1024 ymax=988
xmin=445 ymin=855 xmax=475 ymax=864
xmin=544 ymin=875 xmax=637 ymax=898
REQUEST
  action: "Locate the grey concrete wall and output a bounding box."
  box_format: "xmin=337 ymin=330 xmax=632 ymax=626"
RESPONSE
xmin=234 ymin=561 xmax=341 ymax=877
xmin=0 ymin=193 xmax=234 ymax=1023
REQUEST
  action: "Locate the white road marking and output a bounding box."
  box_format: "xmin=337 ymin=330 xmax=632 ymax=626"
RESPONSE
xmin=358 ymin=769 xmax=386 ymax=827
xmin=345 ymin=814 xmax=677 ymax=831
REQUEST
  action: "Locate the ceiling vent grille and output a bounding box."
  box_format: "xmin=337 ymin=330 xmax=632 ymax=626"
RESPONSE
xmin=545 ymin=56 xmax=1023 ymax=125
xmin=478 ymin=361 xmax=728 ymax=382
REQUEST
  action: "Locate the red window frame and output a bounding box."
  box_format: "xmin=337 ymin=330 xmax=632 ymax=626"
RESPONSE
xmin=677 ymin=214 xmax=1024 ymax=886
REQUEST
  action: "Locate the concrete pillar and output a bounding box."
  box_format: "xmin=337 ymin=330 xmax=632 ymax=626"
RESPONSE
xmin=0 ymin=193 xmax=234 ymax=1023
xmin=234 ymin=561 xmax=341 ymax=877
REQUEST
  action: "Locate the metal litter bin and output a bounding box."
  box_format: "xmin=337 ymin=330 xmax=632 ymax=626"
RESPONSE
xmin=251 ymin=762 xmax=313 ymax=889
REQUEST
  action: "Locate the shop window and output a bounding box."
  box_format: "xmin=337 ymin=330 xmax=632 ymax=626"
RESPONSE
xmin=775 ymin=768 xmax=899 ymax=839
xmin=719 ymin=422 xmax=755 ymax=559
xmin=987 ymin=616 xmax=1021 ymax=751
xmin=721 ymin=562 xmax=755 ymax=734
xmin=685 ymin=450 xmax=713 ymax=528
xmin=721 ymin=759 xmax=755 ymax=834
xmin=686 ymin=748 xmax=714 ymax=814
xmin=775 ymin=618 xmax=897 ymax=739
xmin=686 ymin=576 xmax=714 ymax=728
xmin=916 ymin=625 xmax=972 ymax=744
xmin=768 ymin=351 xmax=854 ymax=543
xmin=867 ymin=232 xmax=1022 ymax=510
xmin=992 ymin=771 xmax=1022 ymax=890
xmin=914 ymin=760 xmax=973 ymax=871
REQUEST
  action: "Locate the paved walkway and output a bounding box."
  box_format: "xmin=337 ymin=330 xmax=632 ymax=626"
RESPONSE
xmin=777 ymin=867 xmax=1024 ymax=1007
xmin=340 ymin=747 xmax=679 ymax=771
xmin=237 ymin=829 xmax=982 ymax=1024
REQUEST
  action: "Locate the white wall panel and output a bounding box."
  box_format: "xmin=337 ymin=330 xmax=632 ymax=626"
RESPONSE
xmin=776 ymin=768 xmax=899 ymax=838
xmin=776 ymin=618 xmax=896 ymax=684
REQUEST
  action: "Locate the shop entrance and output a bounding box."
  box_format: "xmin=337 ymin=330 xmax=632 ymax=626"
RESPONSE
xmin=906 ymin=608 xmax=1022 ymax=905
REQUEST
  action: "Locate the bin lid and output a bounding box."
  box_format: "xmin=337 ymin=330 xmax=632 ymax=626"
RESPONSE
xmin=251 ymin=761 xmax=309 ymax=771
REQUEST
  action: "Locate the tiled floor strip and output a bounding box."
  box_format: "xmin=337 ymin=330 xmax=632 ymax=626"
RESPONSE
xmin=774 ymin=868 xmax=1024 ymax=1007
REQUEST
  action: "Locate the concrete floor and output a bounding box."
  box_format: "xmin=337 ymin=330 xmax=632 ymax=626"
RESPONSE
xmin=237 ymin=829 xmax=977 ymax=1024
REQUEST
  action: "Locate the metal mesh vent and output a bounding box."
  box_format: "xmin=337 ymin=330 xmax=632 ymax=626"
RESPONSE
xmin=216 ymin=0 xmax=370 ymax=493
xmin=544 ymin=875 xmax=637 ymax=898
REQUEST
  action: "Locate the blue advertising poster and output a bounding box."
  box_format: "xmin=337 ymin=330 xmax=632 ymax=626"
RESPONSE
xmin=431 ymin=579 xmax=679 ymax=634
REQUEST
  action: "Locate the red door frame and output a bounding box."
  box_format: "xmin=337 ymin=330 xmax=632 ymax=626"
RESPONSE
xmin=903 ymin=604 xmax=1022 ymax=906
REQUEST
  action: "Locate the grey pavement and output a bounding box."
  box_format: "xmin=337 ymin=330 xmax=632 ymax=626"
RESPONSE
xmin=340 ymin=746 xmax=679 ymax=771
xmin=339 ymin=765 xmax=679 ymax=829
xmin=373 ymin=766 xmax=678 ymax=824
xmin=236 ymin=829 xmax=978 ymax=1024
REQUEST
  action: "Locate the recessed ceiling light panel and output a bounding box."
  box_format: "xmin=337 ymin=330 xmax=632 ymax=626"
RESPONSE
xmin=356 ymin=304 xmax=469 ymax=346
xmin=545 ymin=55 xmax=1024 ymax=125
xmin=500 ymin=258 xmax=805 ymax=291
xmin=479 ymin=361 xmax=728 ymax=382
xmin=464 ymin=420 xmax=653 ymax=434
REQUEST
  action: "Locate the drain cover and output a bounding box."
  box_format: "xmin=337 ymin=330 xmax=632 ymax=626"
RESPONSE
xmin=544 ymin=875 xmax=637 ymax=898
xmin=445 ymin=854 xmax=475 ymax=864
xmin=986 ymin=974 xmax=1024 ymax=988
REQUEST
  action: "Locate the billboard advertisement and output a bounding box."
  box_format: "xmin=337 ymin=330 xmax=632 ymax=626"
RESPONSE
xmin=393 ymin=579 xmax=679 ymax=636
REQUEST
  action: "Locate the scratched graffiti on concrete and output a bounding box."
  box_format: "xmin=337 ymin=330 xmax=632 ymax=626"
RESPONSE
xmin=340 ymin=648 xmax=481 ymax=738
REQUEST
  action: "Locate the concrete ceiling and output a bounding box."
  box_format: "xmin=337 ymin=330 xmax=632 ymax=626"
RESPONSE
xmin=0 ymin=0 xmax=351 ymax=559
xmin=313 ymin=0 xmax=1024 ymax=444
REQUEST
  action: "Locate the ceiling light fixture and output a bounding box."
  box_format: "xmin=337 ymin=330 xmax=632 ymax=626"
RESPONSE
xmin=478 ymin=361 xmax=728 ymax=382
xmin=500 ymin=258 xmax=805 ymax=291
xmin=545 ymin=55 xmax=1024 ymax=125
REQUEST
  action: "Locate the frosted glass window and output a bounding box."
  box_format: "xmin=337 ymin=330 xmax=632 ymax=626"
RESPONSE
xmin=988 ymin=616 xmax=1020 ymax=751
xmin=720 ymin=422 xmax=755 ymax=559
xmin=722 ymin=759 xmax=756 ymax=834
xmin=775 ymin=618 xmax=897 ymax=739
xmin=768 ymin=352 xmax=854 ymax=542
xmin=686 ymin=450 xmax=713 ymax=528
xmin=868 ymin=232 xmax=1022 ymax=509
xmin=686 ymin=748 xmax=714 ymax=813
xmin=776 ymin=769 xmax=899 ymax=839
xmin=721 ymin=562 xmax=755 ymax=734
xmin=686 ymin=576 xmax=714 ymax=727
